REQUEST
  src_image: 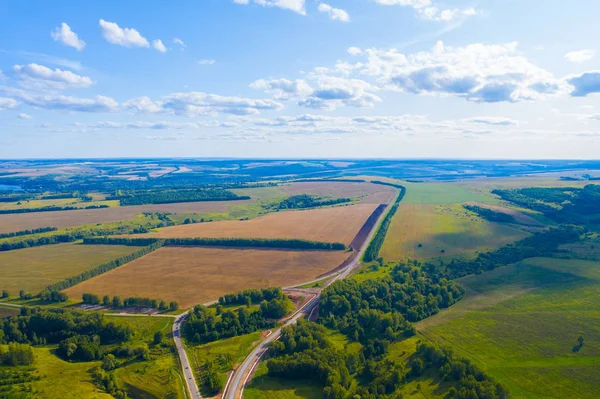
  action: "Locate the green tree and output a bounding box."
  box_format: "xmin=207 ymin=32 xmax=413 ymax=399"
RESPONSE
xmin=1 ymin=290 xmax=8 ymax=298
xmin=102 ymin=354 xmax=118 ymax=371
xmin=112 ymin=296 xmax=123 ymax=308
xmin=103 ymin=295 xmax=111 ymax=306
xmin=153 ymin=331 xmax=164 ymax=345
xmin=169 ymin=301 xmax=179 ymax=311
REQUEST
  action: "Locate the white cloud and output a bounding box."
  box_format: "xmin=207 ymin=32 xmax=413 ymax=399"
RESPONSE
xmin=161 ymin=92 xmax=285 ymax=116
xmin=374 ymin=0 xmax=431 ymax=8
xmin=3 ymin=88 xmax=118 ymax=113
xmin=122 ymin=96 xmax=163 ymax=113
xmin=198 ymin=59 xmax=216 ymax=65
xmin=0 ymin=98 xmax=19 ymax=109
xmin=99 ymin=19 xmax=150 ymax=48
xmin=233 ymin=0 xmax=306 ymax=15
xmin=17 ymin=113 xmax=32 ymax=119
xmin=51 ymin=23 xmax=86 ymax=51
xmin=152 ymin=39 xmax=168 ymax=53
xmin=318 ymin=3 xmax=350 ymax=22
xmin=173 ymin=38 xmax=186 ymax=49
xmin=343 ymin=41 xmax=569 ymax=103
xmin=373 ymin=0 xmax=478 ymax=23
xmin=250 ymin=78 xmax=313 ymax=99
xmin=13 ymin=63 xmax=94 ymax=89
xmin=564 ymin=49 xmax=595 ymax=63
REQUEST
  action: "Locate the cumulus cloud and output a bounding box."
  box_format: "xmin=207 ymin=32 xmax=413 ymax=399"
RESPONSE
xmin=568 ymin=71 xmax=600 ymax=97
xmin=346 ymin=41 xmax=569 ymax=103
xmin=17 ymin=113 xmax=32 ymax=119
xmin=13 ymin=63 xmax=94 ymax=89
xmin=2 ymin=88 xmax=118 ymax=113
xmin=99 ymin=19 xmax=150 ymax=48
xmin=51 ymin=23 xmax=86 ymax=51
xmin=318 ymin=3 xmax=350 ymax=22
xmin=0 ymin=97 xmax=19 ymax=109
xmin=233 ymin=0 xmax=306 ymax=15
xmin=152 ymin=39 xmax=167 ymax=53
xmin=122 ymin=96 xmax=163 ymax=113
xmin=564 ymin=49 xmax=595 ymax=63
xmin=250 ymin=78 xmax=313 ymax=100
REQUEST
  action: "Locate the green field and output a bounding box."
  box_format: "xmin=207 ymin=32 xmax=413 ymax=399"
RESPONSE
xmin=108 ymin=315 xmax=186 ymax=399
xmin=0 ymin=198 xmax=119 ymax=211
xmin=419 ymin=257 xmax=600 ymax=399
xmin=0 ymin=242 xmax=139 ymax=294
xmin=399 ymin=181 xmax=498 ymax=205
xmin=185 ymin=331 xmax=263 ymax=396
xmin=380 ymin=203 xmax=529 ymax=260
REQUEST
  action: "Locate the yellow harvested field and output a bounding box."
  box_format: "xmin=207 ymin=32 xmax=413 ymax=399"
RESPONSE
xmin=282 ymin=182 xmax=396 ymax=204
xmin=64 ymin=247 xmax=350 ymax=307
xmin=0 ymin=199 xmax=254 ymax=234
xmin=138 ymin=203 xmax=379 ymax=245
xmin=0 ymin=243 xmax=138 ymax=294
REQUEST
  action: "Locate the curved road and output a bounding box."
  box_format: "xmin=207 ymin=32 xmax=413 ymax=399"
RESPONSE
xmin=222 ymin=188 xmax=400 ymax=399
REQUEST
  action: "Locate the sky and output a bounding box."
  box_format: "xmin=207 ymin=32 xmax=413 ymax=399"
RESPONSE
xmin=1 ymin=0 xmax=600 ymax=159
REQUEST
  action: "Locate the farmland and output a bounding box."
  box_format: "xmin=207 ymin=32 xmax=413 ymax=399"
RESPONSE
xmin=138 ymin=203 xmax=380 ymax=246
xmin=0 ymin=198 xmax=254 ymax=234
xmin=64 ymin=247 xmax=350 ymax=307
xmin=399 ymin=181 xmax=499 ymax=204
xmin=419 ymin=257 xmax=600 ymax=399
xmin=0 ymin=242 xmax=138 ymax=294
xmin=380 ymin=203 xmax=529 ymax=260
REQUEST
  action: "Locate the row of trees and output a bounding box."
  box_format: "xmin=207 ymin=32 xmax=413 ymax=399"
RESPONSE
xmin=463 ymin=204 xmax=516 ymax=224
xmin=275 ymin=194 xmax=352 ymax=210
xmin=45 ymin=241 xmax=165 ymax=292
xmin=445 ymin=226 xmax=582 ymax=278
xmin=363 ymin=183 xmax=406 ymax=262
xmin=85 ymin=236 xmax=347 ymax=251
xmin=218 ymin=287 xmax=286 ymax=306
xmin=0 ymin=343 xmax=35 ymax=366
xmin=0 ymin=204 xmax=109 ymax=215
xmin=0 ymin=227 xmax=57 ymax=240
xmin=108 ymin=188 xmax=249 ymax=206
xmin=82 ymin=293 xmax=178 ymax=311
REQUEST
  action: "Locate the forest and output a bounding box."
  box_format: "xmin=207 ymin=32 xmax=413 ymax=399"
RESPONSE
xmin=275 ymin=194 xmax=352 ymax=210
xmin=107 ymin=188 xmax=249 ymax=205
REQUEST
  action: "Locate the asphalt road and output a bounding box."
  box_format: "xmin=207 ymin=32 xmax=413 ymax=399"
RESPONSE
xmin=173 ymin=311 xmax=203 ymax=399
xmin=222 ymin=188 xmax=400 ymax=399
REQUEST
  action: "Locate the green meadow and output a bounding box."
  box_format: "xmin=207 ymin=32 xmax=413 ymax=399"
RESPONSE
xmin=419 ymin=256 xmax=600 ymax=399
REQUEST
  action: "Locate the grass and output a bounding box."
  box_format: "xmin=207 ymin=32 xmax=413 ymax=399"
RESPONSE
xmin=380 ymin=203 xmax=529 ymax=260
xmin=185 ymin=331 xmax=263 ymax=395
xmin=107 ymin=315 xmax=187 ymax=399
xmin=419 ymin=256 xmax=600 ymax=399
xmin=64 ymin=247 xmax=349 ymax=308
xmin=244 ymin=327 xmax=359 ymax=399
xmin=0 ymin=304 xmax=20 ymax=317
xmin=0 ymin=242 xmax=139 ymax=294
xmin=137 ymin=203 xmax=380 ymax=246
xmin=399 ymin=181 xmax=498 ymax=205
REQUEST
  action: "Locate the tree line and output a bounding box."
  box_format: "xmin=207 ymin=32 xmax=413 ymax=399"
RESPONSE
xmin=275 ymin=194 xmax=352 ymax=210
xmin=0 ymin=204 xmax=109 ymax=215
xmin=44 ymin=241 xmax=165 ymax=292
xmin=445 ymin=225 xmax=582 ymax=278
xmin=84 ymin=236 xmax=347 ymax=251
xmin=82 ymin=293 xmax=178 ymax=311
xmin=218 ymin=287 xmax=287 ymax=306
xmin=107 ymin=188 xmax=250 ymax=206
xmin=363 ymin=183 xmax=406 ymax=262
xmin=463 ymin=204 xmax=516 ymax=223
xmin=0 ymin=227 xmax=57 ymax=240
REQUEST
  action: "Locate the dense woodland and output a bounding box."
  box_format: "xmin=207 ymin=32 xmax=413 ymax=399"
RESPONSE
xmin=0 ymin=227 xmax=57 ymax=240
xmin=0 ymin=204 xmax=109 ymax=215
xmin=185 ymin=289 xmax=294 ymax=344
xmin=363 ymin=183 xmax=406 ymax=262
xmin=107 ymin=188 xmax=249 ymax=205
xmin=275 ymin=194 xmax=352 ymax=210
xmin=463 ymin=204 xmax=515 ymax=223
xmin=82 ymin=293 xmax=178 ymax=311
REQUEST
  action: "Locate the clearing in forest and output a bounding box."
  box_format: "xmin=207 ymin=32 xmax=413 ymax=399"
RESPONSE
xmin=138 ymin=203 xmax=380 ymax=246
xmin=0 ymin=242 xmax=139 ymax=294
xmin=380 ymin=203 xmax=529 ymax=260
xmin=419 ymin=256 xmax=600 ymax=399
xmin=63 ymin=247 xmax=350 ymax=307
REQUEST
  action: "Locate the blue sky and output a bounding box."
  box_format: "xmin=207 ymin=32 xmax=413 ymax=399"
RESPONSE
xmin=1 ymin=0 xmax=599 ymax=158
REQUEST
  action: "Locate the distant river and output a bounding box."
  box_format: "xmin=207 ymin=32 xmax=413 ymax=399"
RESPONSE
xmin=0 ymin=184 xmax=22 ymax=191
